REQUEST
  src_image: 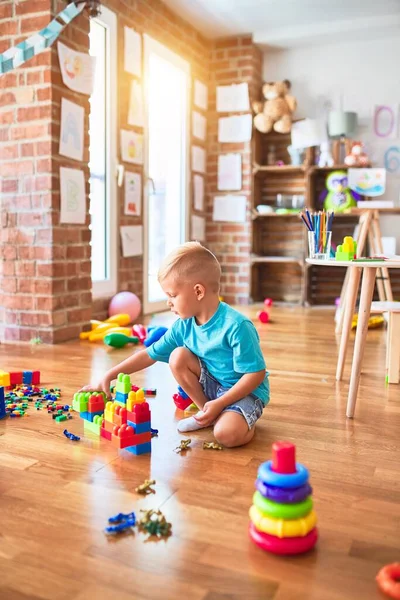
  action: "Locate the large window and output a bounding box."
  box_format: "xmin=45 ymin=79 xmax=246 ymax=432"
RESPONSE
xmin=89 ymin=7 xmax=117 ymax=297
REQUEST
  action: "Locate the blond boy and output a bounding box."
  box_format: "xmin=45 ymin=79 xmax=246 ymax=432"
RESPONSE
xmin=82 ymin=242 xmax=270 ymax=448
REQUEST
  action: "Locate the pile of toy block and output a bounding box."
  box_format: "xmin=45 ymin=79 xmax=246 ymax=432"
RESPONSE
xmin=72 ymin=373 xmax=151 ymax=455
xmin=0 ymin=370 xmax=40 ymax=387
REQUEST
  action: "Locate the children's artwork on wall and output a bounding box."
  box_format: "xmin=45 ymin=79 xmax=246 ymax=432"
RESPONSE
xmin=192 ymin=111 xmax=206 ymax=141
xmin=120 ymin=225 xmax=143 ymax=257
xmin=218 ymin=154 xmax=242 ymax=191
xmin=384 ymin=146 xmax=400 ymax=174
xmin=373 ymin=105 xmax=399 ymax=139
xmin=213 ymin=195 xmax=247 ymax=223
xmin=218 ymin=114 xmax=252 ymax=143
xmin=124 ymin=27 xmax=141 ymax=77
xmin=191 ymin=215 xmax=205 ymax=241
xmin=348 ymin=168 xmax=386 ymax=197
xmin=60 ymin=167 xmax=86 ymax=224
xmin=216 ymin=83 xmax=250 ymax=113
xmin=128 ymin=80 xmax=144 ymax=127
xmin=193 ymin=174 xmax=204 ymax=211
xmin=124 ymin=172 xmax=141 ymax=216
xmin=59 ymin=98 xmax=84 ymax=161
xmin=121 ymin=130 xmax=144 ymax=164
xmin=194 ymin=80 xmax=208 ymax=111
xmin=58 ymin=42 xmax=96 ymax=96
xmin=191 ymin=145 xmax=206 ymax=173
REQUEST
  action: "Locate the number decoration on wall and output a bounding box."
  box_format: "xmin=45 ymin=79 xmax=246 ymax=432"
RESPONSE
xmin=384 ymin=146 xmax=400 ymax=174
xmin=373 ymin=105 xmax=399 ymax=139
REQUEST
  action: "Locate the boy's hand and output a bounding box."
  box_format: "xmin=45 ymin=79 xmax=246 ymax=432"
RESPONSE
xmin=79 ymin=376 xmax=112 ymax=399
xmin=194 ymin=399 xmax=222 ymax=427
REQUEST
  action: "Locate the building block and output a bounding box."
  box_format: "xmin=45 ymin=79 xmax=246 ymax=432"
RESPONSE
xmin=127 ymin=389 xmax=145 ymax=410
xmin=112 ymin=405 xmax=127 ymax=426
xmin=128 ymin=420 xmax=151 ymax=434
xmin=55 ymin=414 xmax=68 ymax=422
xmin=127 ymin=401 xmax=150 ymax=425
xmin=0 ymin=387 xmax=5 ymax=419
xmin=104 ymin=400 xmax=116 ymax=423
xmin=100 ymin=426 xmax=112 ymax=441
xmin=103 ymin=419 xmax=115 ymax=433
xmin=0 ymin=372 xmax=10 ymax=387
xmin=84 ymin=419 xmax=101 ymax=435
xmin=80 ymin=411 xmax=89 ymax=420
xmin=111 ymin=424 xmax=136 ymax=449
xmin=86 ymin=410 xmax=103 ymax=422
xmin=116 ymin=373 xmax=131 ymax=394
xmin=73 ymin=392 xmax=90 ymax=413
xmin=31 ymin=371 xmax=40 ymax=385
xmin=23 ymin=371 xmax=32 ymax=384
xmin=335 ymin=236 xmax=357 ymax=261
xmin=10 ymin=372 xmax=23 ymax=386
xmin=115 ymin=391 xmax=128 ymax=404
xmin=126 ymin=441 xmax=152 ymax=455
xmin=88 ymin=394 xmax=105 ymax=414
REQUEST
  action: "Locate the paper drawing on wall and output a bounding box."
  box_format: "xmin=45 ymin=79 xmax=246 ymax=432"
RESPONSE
xmin=120 ymin=225 xmax=143 ymax=257
xmin=218 ymin=154 xmax=242 ymax=191
xmin=60 ymin=167 xmax=86 ymax=224
xmin=59 ymin=98 xmax=84 ymax=161
xmin=128 ymin=80 xmax=144 ymax=127
xmin=194 ymin=80 xmax=208 ymax=110
xmin=121 ymin=130 xmax=144 ymax=164
xmin=124 ymin=171 xmax=142 ymax=216
xmin=348 ymin=168 xmax=386 ymax=197
xmin=384 ymin=146 xmax=400 ymax=174
xmin=58 ymin=42 xmax=96 ymax=95
xmin=124 ymin=27 xmax=142 ymax=77
xmin=373 ymin=105 xmax=399 ymax=139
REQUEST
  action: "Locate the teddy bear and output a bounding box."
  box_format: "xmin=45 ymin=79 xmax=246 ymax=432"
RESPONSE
xmin=344 ymin=141 xmax=369 ymax=167
xmin=252 ymin=80 xmax=297 ymax=134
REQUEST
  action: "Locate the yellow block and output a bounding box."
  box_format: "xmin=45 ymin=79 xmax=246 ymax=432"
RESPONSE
xmin=104 ymin=401 xmax=116 ymax=423
xmin=127 ymin=390 xmax=145 ymax=411
xmin=0 ymin=371 xmax=10 ymax=386
xmin=249 ymin=504 xmax=317 ymax=538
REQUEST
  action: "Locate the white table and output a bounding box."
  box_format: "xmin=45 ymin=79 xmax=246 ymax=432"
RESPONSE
xmin=306 ymin=258 xmax=400 ymax=418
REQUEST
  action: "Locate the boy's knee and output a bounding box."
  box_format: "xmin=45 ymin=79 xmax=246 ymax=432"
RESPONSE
xmin=169 ymin=347 xmax=192 ymax=371
xmin=213 ymin=422 xmax=238 ymax=448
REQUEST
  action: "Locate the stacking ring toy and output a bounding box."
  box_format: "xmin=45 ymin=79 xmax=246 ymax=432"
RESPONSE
xmin=249 ymin=504 xmax=317 ymax=538
xmin=253 ymin=491 xmax=313 ymax=520
xmin=256 ymin=479 xmax=312 ymax=503
xmin=258 ymin=460 xmax=309 ymax=489
xmin=249 ymin=522 xmax=318 ymax=555
xmin=376 ymin=563 xmax=400 ymax=599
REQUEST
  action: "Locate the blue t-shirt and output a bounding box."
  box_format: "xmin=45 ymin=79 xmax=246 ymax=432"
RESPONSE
xmin=147 ymin=302 xmax=270 ymax=404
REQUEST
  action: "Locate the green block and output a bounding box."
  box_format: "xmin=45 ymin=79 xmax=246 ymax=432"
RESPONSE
xmin=84 ymin=419 xmax=101 ymax=435
xmin=335 ymin=251 xmax=354 ymax=261
xmin=72 ymin=392 xmax=90 ymax=412
xmin=56 ymin=415 xmax=67 ymax=422
xmin=93 ymin=414 xmax=103 ymax=425
xmin=116 ymin=373 xmax=131 ymax=394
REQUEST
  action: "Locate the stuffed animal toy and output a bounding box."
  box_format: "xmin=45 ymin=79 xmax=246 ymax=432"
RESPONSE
xmin=252 ymin=80 xmax=297 ymax=134
xmin=318 ymin=141 xmax=334 ymax=167
xmin=344 ymin=141 xmax=369 ymax=167
xmin=319 ymin=170 xmax=361 ymax=212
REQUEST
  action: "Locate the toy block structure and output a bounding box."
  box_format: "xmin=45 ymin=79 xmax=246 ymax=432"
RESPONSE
xmin=0 ymin=370 xmax=40 ymax=388
xmin=249 ymin=441 xmax=318 ymax=555
xmin=74 ymin=373 xmax=151 ymax=455
xmin=0 ymin=387 xmax=5 ymax=419
xmin=335 ymin=236 xmax=357 ymax=261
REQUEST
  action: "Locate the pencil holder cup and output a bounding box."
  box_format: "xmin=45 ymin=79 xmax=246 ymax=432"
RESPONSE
xmin=308 ymin=231 xmax=332 ymax=260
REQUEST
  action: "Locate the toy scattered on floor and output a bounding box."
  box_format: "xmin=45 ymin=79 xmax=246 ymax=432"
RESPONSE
xmin=249 ymin=441 xmax=318 ymax=555
xmin=104 ymin=332 xmax=139 ymax=348
xmin=143 ymin=326 xmax=168 ymax=348
xmin=320 ymin=171 xmax=360 ymax=212
xmin=150 ymin=428 xmax=159 ymax=437
xmin=173 ymin=385 xmax=193 ymax=411
xmin=257 ymin=310 xmax=270 ymax=324
xmin=335 ymin=236 xmax=357 ymax=261
xmin=351 ymin=314 xmax=384 ymax=330
xmin=4 ymin=383 xmax=62 ymax=418
xmin=105 ymin=511 xmax=136 ymax=535
xmin=109 ymin=292 xmax=141 ymax=323
xmin=144 ymin=388 xmax=157 ymax=396
xmin=138 ymin=509 xmax=172 ymax=539
xmin=376 ymin=563 xmax=400 ymax=600
xmin=174 ymin=439 xmax=191 ymax=453
xmin=74 ymin=373 xmax=152 ymax=455
xmin=132 ymin=324 xmax=147 ymax=343
xmin=63 ymin=429 xmax=80 ymax=441
xmin=79 ymin=314 xmax=131 ymax=342
xmin=135 ymin=479 xmax=156 ymax=495
xmin=0 ymin=369 xmax=40 ymax=387
xmin=203 ymin=442 xmax=223 ymax=450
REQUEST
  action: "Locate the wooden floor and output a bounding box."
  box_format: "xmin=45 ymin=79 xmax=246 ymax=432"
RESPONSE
xmin=1 ymin=306 xmax=399 ymax=600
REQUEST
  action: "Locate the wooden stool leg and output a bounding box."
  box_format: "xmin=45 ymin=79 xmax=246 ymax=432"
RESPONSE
xmin=388 ymin=312 xmax=400 ymax=384
xmin=336 ymin=266 xmax=361 ymax=381
xmin=346 ymin=267 xmax=377 ymax=418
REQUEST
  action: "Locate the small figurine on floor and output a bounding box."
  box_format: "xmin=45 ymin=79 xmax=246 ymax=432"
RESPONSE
xmin=174 ymin=439 xmax=191 ymax=453
xmin=135 ymin=479 xmax=156 ymax=495
xmin=203 ymin=441 xmax=223 ymax=450
xmin=138 ymin=509 xmax=172 ymax=539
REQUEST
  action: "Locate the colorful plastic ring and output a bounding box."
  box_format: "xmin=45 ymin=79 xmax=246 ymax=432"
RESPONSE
xmin=249 ymin=504 xmax=317 ymax=538
xmin=256 ymin=478 xmax=312 ymax=503
xmin=249 ymin=522 xmax=318 ymax=555
xmin=258 ymin=460 xmax=309 ymax=489
xmin=376 ymin=563 xmax=400 ymax=599
xmin=253 ymin=491 xmax=313 ymax=520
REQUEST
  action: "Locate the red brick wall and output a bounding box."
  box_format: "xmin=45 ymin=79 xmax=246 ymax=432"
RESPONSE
xmin=206 ymin=36 xmax=262 ymax=304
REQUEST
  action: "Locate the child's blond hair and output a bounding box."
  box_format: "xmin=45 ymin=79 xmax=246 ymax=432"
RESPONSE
xmin=158 ymin=242 xmax=221 ymax=292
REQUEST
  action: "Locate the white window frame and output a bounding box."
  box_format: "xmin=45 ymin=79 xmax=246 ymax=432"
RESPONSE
xmin=142 ymin=35 xmax=191 ymax=314
xmin=90 ymin=6 xmax=118 ymax=299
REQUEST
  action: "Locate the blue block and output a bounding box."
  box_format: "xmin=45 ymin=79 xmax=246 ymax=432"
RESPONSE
xmin=0 ymin=387 xmax=5 ymax=419
xmin=115 ymin=391 xmax=128 ymax=403
xmin=23 ymin=371 xmax=32 ymax=384
xmin=80 ymin=411 xmax=89 ymax=420
xmin=86 ymin=410 xmax=103 ymax=422
xmin=127 ymin=420 xmax=150 ymax=434
xmin=126 ymin=442 xmax=151 ymax=455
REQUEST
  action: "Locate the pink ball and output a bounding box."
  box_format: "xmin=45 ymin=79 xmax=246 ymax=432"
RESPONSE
xmin=264 ymin=298 xmax=273 ymax=307
xmin=257 ymin=310 xmax=270 ymax=324
xmin=108 ymin=291 xmax=141 ymax=323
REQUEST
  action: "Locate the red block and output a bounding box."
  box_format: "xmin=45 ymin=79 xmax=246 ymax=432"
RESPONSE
xmin=271 ymin=441 xmax=296 ymax=474
xmin=127 ymin=401 xmax=150 ymax=424
xmin=103 ymin=419 xmax=114 ymax=433
xmin=10 ymin=372 xmax=23 ymax=386
xmin=112 ymin=424 xmax=135 ymax=449
xmin=101 ymin=427 xmax=112 ymax=441
xmin=88 ymin=394 xmax=105 ymax=414
xmin=31 ymin=371 xmax=40 ymax=385
xmin=112 ymin=405 xmax=127 ymax=426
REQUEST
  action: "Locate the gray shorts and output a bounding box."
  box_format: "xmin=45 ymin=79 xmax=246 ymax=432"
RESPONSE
xmin=198 ymin=359 xmax=264 ymax=430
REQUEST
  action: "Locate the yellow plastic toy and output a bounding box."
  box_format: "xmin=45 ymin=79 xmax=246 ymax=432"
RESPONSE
xmin=79 ymin=314 xmax=131 ymax=341
xmin=249 ymin=504 xmax=317 ymax=538
xmin=351 ymin=314 xmax=384 ymax=330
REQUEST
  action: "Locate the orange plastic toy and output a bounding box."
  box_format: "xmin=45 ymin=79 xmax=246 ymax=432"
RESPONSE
xmin=376 ymin=563 xmax=400 ymax=599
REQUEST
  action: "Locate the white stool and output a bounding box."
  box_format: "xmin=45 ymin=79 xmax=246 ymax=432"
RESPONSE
xmin=371 ymin=301 xmax=400 ymax=384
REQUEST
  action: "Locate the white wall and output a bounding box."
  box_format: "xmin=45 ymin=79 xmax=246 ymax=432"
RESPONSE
xmin=263 ymin=36 xmax=400 ymax=251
